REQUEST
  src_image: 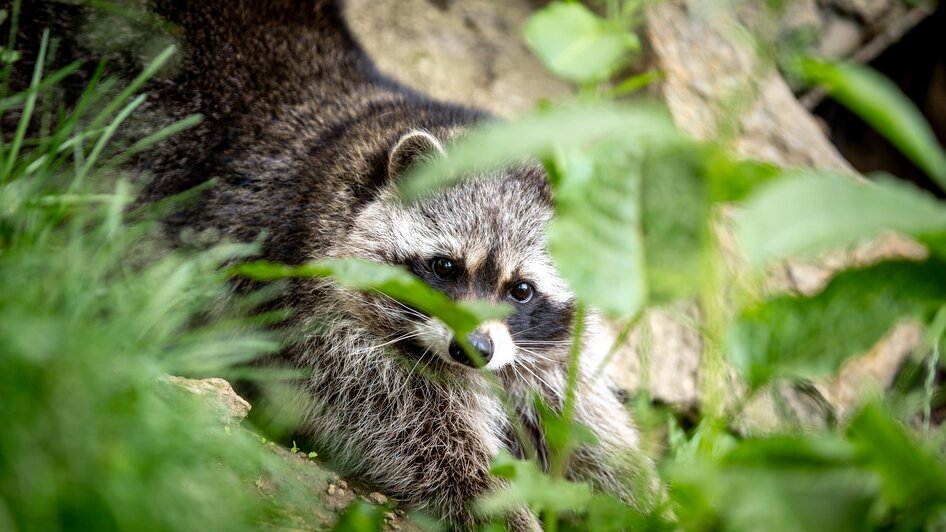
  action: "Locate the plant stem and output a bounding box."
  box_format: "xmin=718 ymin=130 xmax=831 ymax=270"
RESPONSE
xmin=698 ymin=212 xmax=729 ymax=420
xmin=925 ymin=306 xmax=946 ymax=435
xmin=594 ymin=309 xmax=643 ymax=377
xmin=559 ymin=303 xmax=586 ymax=468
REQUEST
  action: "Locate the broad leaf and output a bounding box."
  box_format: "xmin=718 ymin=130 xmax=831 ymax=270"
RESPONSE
xmin=397 ymin=103 xmax=682 ymax=318
xmin=399 ymin=103 xmax=680 ymax=201
xmin=799 ymin=59 xmax=946 ymax=191
xmin=848 ymin=404 xmax=946 ymax=513
xmin=331 ymin=500 xmax=387 ymax=532
xmin=524 ymin=2 xmax=639 ymax=82
xmin=738 ymin=172 xmax=946 ymax=268
xmin=671 ymin=436 xmax=877 ymax=532
xmin=641 ymin=143 xmax=709 ymax=302
xmin=232 ymin=259 xmax=510 ymax=336
xmin=548 ymin=143 xmax=647 ymax=317
xmin=477 ymin=450 xmax=593 ymax=517
xmin=728 ymin=260 xmax=946 ymax=387
xmin=705 ymin=151 xmax=781 ymax=203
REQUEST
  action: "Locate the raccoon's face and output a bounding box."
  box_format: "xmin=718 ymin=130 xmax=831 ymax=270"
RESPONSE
xmin=333 ymin=130 xmax=577 ymax=372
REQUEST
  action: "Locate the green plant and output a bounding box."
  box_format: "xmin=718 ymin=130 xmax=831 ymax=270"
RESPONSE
xmin=0 ymin=32 xmax=333 ymax=532
xmin=5 ymin=1 xmax=946 ymax=531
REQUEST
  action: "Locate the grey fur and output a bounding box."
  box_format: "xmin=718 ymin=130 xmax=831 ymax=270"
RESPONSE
xmin=7 ymin=0 xmax=658 ymax=528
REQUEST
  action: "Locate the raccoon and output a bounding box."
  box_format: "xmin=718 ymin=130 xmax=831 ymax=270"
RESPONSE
xmin=10 ymin=0 xmax=657 ymax=528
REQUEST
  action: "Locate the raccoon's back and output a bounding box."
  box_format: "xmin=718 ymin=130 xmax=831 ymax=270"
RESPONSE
xmin=7 ymin=1 xmax=487 ymax=263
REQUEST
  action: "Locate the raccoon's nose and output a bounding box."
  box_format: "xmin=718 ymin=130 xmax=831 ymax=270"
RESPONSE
xmin=448 ymin=332 xmax=493 ymax=368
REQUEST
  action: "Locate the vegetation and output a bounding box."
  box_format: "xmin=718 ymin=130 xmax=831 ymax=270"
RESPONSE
xmin=2 ymin=1 xmax=946 ymax=531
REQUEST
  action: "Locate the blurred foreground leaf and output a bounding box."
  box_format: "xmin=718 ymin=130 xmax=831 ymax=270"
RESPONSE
xmin=799 ymin=59 xmax=946 ymax=191
xmin=671 ymin=435 xmax=876 ymax=532
xmin=738 ymin=172 xmax=946 ymax=268
xmin=233 ymin=259 xmax=510 ymax=336
xmin=729 ymin=260 xmax=946 ymax=387
xmin=641 ymin=143 xmax=709 ymax=302
xmin=399 ymin=103 xmax=680 ymax=201
xmin=331 ymin=500 xmax=387 ymax=532
xmin=549 ymin=143 xmax=647 ymax=317
xmin=399 ymin=103 xmax=684 ymax=317
xmin=477 ymin=451 xmax=593 ymax=517
xmin=848 ymin=404 xmax=946 ymax=516
xmin=524 ymin=2 xmax=639 ymax=83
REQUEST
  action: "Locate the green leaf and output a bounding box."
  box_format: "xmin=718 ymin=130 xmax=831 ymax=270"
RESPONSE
xmin=641 ymin=143 xmax=709 ymax=302
xmin=670 ymin=436 xmax=877 ymax=532
xmin=331 ymin=500 xmax=387 ymax=532
xmin=524 ymin=2 xmax=639 ymax=82
xmin=533 ymin=393 xmax=598 ymax=460
xmin=798 ymin=59 xmax=946 ymax=191
xmin=738 ymin=172 xmax=946 ymax=268
xmin=477 ymin=450 xmax=593 ymax=517
xmin=584 ymin=493 xmax=661 ymax=532
xmin=232 ymin=258 xmax=509 ymax=337
xmin=397 ymin=103 xmax=683 ymax=317
xmin=399 ymin=103 xmax=680 ymax=202
xmin=720 ymin=435 xmax=859 ymax=469
xmin=848 ymin=403 xmax=946 ymax=513
xmin=605 ymin=70 xmax=665 ymax=98
xmin=548 ymin=143 xmax=647 ymax=317
xmin=728 ymin=260 xmax=946 ymax=387
xmin=705 ymin=150 xmax=781 ymax=203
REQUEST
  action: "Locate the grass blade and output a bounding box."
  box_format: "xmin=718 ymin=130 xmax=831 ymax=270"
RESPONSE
xmin=1 ymin=29 xmax=46 ymax=183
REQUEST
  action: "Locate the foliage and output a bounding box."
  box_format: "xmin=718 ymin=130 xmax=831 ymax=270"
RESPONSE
xmin=523 ymin=2 xmax=639 ymax=84
xmin=796 ymin=59 xmax=946 ymax=190
xmin=0 ymin=38 xmax=333 ymax=532
xmin=5 ymin=1 xmax=946 ymax=531
xmin=731 ymin=260 xmax=946 ymax=388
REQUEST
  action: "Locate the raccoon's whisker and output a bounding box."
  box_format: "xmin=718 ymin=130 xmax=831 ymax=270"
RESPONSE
xmin=374 ymin=331 xmax=423 ymax=349
xmin=510 ymin=323 xmax=552 ymax=338
xmin=516 ymin=341 xmax=572 ymax=347
xmin=377 ymin=328 xmax=419 ymax=341
xmin=515 ymin=360 xmax=557 ymax=394
xmin=373 ymin=292 xmax=428 ymax=320
xmin=394 ymin=347 xmax=430 ymax=400
xmin=368 ymin=300 xmax=426 ymax=325
xmin=509 ymin=363 xmax=529 ymax=390
xmin=517 ymin=347 xmax=555 ymax=363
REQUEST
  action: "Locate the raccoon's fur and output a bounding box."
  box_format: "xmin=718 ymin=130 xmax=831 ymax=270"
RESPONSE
xmin=9 ymin=0 xmax=657 ymax=528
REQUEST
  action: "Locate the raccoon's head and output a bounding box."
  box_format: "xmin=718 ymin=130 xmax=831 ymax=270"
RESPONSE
xmin=332 ymin=129 xmax=577 ymax=372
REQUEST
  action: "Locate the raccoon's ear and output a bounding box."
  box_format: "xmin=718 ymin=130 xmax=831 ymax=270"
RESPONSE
xmin=387 ymin=130 xmax=446 ymax=181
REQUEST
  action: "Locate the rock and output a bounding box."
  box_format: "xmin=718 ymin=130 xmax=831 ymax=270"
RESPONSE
xmin=345 ymin=0 xmax=573 ymax=117
xmin=606 ymin=304 xmax=702 ymax=409
xmin=820 ymin=13 xmax=864 ymax=58
xmin=641 ymin=0 xmax=923 ymax=426
xmin=163 ymin=375 xmax=251 ymax=420
xmin=831 ymin=0 xmax=893 ymax=22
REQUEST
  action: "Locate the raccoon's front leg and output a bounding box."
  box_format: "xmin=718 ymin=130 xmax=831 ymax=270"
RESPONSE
xmin=355 ymin=387 xmax=539 ymax=530
xmin=567 ymin=376 xmax=661 ymax=511
xmin=299 ymin=343 xmax=537 ymax=529
xmin=387 ymin=391 xmax=540 ymax=530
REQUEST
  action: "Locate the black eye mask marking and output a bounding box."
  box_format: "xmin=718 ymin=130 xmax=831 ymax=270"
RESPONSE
xmin=507 ymin=298 xmax=574 ymax=344
xmin=398 ymin=251 xmax=573 ymax=345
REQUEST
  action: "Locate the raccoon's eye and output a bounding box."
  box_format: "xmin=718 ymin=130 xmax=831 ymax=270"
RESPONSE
xmin=509 ymin=281 xmax=534 ymax=303
xmin=431 ymin=257 xmax=460 ymax=281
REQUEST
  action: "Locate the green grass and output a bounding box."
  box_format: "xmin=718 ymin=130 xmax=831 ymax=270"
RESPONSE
xmin=0 ymin=38 xmax=338 ymax=531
